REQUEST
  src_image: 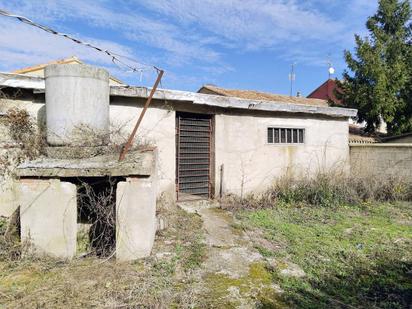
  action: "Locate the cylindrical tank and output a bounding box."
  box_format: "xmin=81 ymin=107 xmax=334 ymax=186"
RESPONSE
xmin=45 ymin=64 xmax=110 ymax=146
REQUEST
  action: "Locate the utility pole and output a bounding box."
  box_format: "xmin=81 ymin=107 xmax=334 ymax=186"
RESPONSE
xmin=289 ymin=63 xmax=296 ymax=97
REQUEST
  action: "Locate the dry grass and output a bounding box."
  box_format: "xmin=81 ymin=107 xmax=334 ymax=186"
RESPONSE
xmin=0 ymin=108 xmax=46 ymax=183
xmin=0 ymin=202 xmax=206 ymax=308
xmin=222 ymin=172 xmax=412 ymax=210
xmin=4 ymin=108 xmax=46 ymax=160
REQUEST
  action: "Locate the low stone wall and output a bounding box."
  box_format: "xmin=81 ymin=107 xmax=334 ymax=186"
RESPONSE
xmin=350 ymin=143 xmax=412 ymax=181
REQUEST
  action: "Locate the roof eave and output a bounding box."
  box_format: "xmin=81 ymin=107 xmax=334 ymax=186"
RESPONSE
xmin=112 ymin=86 xmax=357 ymax=118
xmin=0 ymin=73 xmax=357 ymax=118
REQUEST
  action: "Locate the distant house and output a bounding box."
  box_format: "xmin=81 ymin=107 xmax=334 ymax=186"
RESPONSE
xmin=307 ymin=79 xmax=341 ymax=105
xmin=348 ymin=124 xmax=380 ymax=144
xmin=12 ymin=56 xmax=125 ymax=86
xmin=198 ymin=84 xmax=328 ymax=107
xmin=382 ymin=132 xmax=412 ymax=143
xmin=308 ymin=80 xmax=390 ymax=134
xmin=198 ymin=85 xmax=395 ymax=146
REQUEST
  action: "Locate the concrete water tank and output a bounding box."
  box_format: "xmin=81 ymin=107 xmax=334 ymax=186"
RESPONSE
xmin=45 ymin=64 xmax=110 ymax=146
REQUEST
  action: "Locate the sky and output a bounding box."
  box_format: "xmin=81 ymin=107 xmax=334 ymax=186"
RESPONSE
xmin=0 ymin=0 xmax=379 ymax=96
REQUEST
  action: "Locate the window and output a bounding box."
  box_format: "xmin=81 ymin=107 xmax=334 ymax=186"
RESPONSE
xmin=267 ymin=127 xmax=305 ymax=144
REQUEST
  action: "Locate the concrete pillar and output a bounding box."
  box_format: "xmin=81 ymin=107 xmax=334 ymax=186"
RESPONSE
xmin=0 ymin=181 xmax=18 ymax=217
xmin=116 ymin=176 xmax=157 ymax=262
xmin=19 ymin=179 xmax=77 ymax=259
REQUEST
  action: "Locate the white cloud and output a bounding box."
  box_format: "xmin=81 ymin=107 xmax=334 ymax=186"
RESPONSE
xmin=0 ymin=0 xmax=222 ymax=65
xmin=136 ymin=0 xmax=345 ymax=48
xmin=0 ymin=0 xmax=379 ymax=87
xmin=0 ymin=16 xmax=139 ymax=77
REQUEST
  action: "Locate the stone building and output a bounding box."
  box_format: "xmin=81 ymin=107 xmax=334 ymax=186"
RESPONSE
xmin=1 ymin=64 xmax=356 ymax=202
xmin=0 ymin=62 xmax=356 ymax=260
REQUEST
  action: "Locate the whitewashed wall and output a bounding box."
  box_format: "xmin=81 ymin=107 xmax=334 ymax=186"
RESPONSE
xmin=110 ymin=98 xmax=176 ymax=200
xmin=0 ymin=96 xmax=350 ymax=214
xmin=215 ymin=113 xmax=349 ymax=196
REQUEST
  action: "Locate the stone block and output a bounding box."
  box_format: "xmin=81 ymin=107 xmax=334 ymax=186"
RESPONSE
xmin=116 ymin=176 xmax=157 ymax=262
xmin=0 ymin=181 xmax=18 ymax=217
xmin=19 ymin=179 xmax=77 ymax=259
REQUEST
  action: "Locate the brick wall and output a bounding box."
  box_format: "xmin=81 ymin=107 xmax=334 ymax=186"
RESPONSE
xmin=350 ymin=144 xmax=412 ymax=181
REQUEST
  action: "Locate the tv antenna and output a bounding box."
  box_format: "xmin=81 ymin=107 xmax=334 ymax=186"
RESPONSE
xmin=327 ymin=54 xmax=335 ymax=79
xmin=288 ymin=63 xmax=296 ymax=97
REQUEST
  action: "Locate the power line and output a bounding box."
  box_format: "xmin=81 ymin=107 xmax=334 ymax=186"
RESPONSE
xmin=0 ymin=8 xmax=167 ymax=161
xmin=0 ymin=9 xmax=162 ymax=75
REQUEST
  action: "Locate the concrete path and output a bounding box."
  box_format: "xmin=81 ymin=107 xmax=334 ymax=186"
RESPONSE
xmin=178 ymin=201 xmax=284 ymax=308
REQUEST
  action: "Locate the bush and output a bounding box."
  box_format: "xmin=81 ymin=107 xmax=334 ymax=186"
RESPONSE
xmin=222 ymin=173 xmax=412 ymax=210
xmin=4 ymin=108 xmax=45 ymax=160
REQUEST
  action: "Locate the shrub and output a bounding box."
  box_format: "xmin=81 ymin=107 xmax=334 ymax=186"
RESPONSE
xmin=222 ymin=173 xmax=412 ymax=210
xmin=5 ymin=108 xmax=45 ymax=160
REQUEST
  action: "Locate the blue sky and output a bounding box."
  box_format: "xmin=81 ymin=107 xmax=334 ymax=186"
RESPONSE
xmin=0 ymin=0 xmax=378 ymax=96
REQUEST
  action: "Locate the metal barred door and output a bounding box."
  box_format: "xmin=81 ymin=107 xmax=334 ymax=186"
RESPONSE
xmin=176 ymin=113 xmax=212 ymax=200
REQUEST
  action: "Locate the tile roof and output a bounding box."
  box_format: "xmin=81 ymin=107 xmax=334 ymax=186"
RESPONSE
xmin=349 ymin=124 xmax=380 ymax=144
xmin=12 ymin=56 xmax=82 ymax=74
xmin=11 ymin=56 xmax=125 ymax=85
xmin=198 ymin=84 xmax=328 ymax=107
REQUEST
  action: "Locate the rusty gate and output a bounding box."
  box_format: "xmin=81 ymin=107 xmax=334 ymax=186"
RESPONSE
xmin=176 ymin=113 xmax=212 ymax=200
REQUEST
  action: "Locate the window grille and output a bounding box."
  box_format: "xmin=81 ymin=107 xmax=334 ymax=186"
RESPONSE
xmin=267 ymin=128 xmax=305 ymax=144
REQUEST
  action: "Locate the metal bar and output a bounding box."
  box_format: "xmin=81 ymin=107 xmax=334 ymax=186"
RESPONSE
xmin=176 ymin=116 xmax=181 ymax=200
xmin=179 ymin=180 xmax=209 ymax=185
xmin=119 ymin=69 xmax=164 ymax=161
xmin=179 ymin=129 xmax=211 ymax=132
xmin=178 ymin=140 xmax=210 ymax=143
xmin=179 ymin=156 xmax=210 ymax=159
xmin=208 ymin=118 xmax=211 ymax=199
xmin=180 ymin=121 xmax=210 ymax=124
xmin=179 ymin=185 xmax=209 ymax=190
xmin=179 ymin=191 xmax=209 ymax=195
xmin=178 ymin=161 xmax=209 ymax=164
xmin=178 ymin=168 xmax=210 ymax=171
xmin=180 ymin=117 xmax=210 ymax=120
xmin=219 ymin=164 xmax=224 ymax=198
xmin=178 ymin=152 xmax=211 ymax=155
xmin=179 ymin=173 xmax=209 ymax=177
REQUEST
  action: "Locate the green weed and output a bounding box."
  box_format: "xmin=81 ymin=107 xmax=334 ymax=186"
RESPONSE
xmin=236 ymin=202 xmax=412 ymax=308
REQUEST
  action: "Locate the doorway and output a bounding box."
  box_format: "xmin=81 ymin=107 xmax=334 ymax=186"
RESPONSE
xmin=176 ymin=112 xmax=213 ymax=201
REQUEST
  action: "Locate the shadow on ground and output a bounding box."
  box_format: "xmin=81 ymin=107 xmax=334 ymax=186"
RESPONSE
xmin=281 ymin=258 xmax=412 ymax=309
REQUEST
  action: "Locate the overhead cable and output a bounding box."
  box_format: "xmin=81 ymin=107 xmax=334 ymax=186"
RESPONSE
xmin=0 ymin=9 xmax=161 ymax=74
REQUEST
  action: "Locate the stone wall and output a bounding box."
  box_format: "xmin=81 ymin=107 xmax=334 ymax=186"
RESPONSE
xmin=0 ymin=97 xmax=45 ymax=217
xmin=350 ymin=144 xmax=412 ymax=181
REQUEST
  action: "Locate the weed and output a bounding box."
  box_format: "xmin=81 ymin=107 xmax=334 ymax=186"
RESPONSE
xmin=184 ymin=236 xmax=206 ymax=270
xmin=5 ymin=108 xmax=45 ymax=160
xmin=0 ymin=218 xmax=7 ymax=235
xmin=223 ymin=173 xmax=412 ymax=210
xmin=77 ymin=178 xmax=117 ymax=257
xmin=255 ymin=245 xmax=276 ymax=258
xmin=236 ymin=202 xmax=412 ymax=308
xmin=0 ymin=202 xmax=206 ymax=308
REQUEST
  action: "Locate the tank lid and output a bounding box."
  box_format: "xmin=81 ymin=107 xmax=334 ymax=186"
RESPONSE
xmin=45 ymin=63 xmax=109 ymax=81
